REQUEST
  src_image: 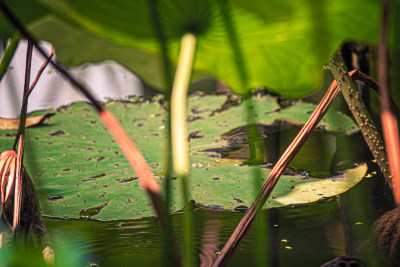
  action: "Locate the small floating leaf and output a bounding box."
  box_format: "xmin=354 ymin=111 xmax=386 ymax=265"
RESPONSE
xmin=0 ymin=113 xmax=55 ymax=130
xmin=273 ymin=164 xmax=368 ymax=206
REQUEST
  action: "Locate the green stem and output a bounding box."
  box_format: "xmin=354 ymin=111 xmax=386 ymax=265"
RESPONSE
xmin=148 ymin=0 xmax=179 ymax=265
xmin=13 ymin=40 xmax=33 ymax=151
xmin=171 ymin=33 xmax=196 ymax=176
xmin=170 ymin=33 xmax=197 ymax=267
xmin=181 ymin=174 xmax=194 ymax=267
xmin=328 ymin=54 xmax=391 ymax=185
xmin=0 ymin=33 xmax=20 ymax=82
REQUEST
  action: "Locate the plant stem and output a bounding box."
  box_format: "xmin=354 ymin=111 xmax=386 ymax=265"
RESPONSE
xmin=11 ymin=41 xmax=32 ymax=152
xmin=149 ymin=1 xmax=180 ymax=265
xmin=12 ymin=45 xmax=54 ymax=150
xmin=11 ymin=40 xmax=33 ymax=231
xmin=171 ymin=33 xmax=196 ymax=176
xmin=170 ymin=33 xmax=197 ymax=267
xmin=212 ymin=75 xmax=342 ymax=267
xmin=328 ymin=55 xmax=392 ymax=186
xmin=378 ymin=0 xmax=400 ymax=206
xmin=19 ymin=41 xmax=33 ymax=134
xmin=0 ymin=33 xmax=19 ymax=82
xmin=180 ymin=174 xmax=194 ymax=267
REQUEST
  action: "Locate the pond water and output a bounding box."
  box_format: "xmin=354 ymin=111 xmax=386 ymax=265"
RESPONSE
xmin=42 ymin=125 xmax=394 ymax=266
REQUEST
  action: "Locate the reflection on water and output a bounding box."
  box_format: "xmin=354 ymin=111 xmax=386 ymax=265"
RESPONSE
xmin=204 ymin=122 xmax=371 ymax=176
xmin=44 ymin=127 xmax=394 ymax=266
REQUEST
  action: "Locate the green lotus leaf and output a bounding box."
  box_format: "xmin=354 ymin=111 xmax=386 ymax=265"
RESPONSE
xmin=2 ymin=0 xmax=380 ymax=96
xmin=0 ymin=95 xmax=363 ymax=220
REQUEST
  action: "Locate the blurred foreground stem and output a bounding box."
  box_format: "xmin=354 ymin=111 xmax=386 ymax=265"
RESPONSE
xmin=377 ymin=1 xmax=400 ymax=205
xmin=0 ymin=33 xmax=20 ymax=82
xmin=170 ymin=33 xmax=197 ymax=267
xmin=171 ymin=33 xmax=196 ymax=176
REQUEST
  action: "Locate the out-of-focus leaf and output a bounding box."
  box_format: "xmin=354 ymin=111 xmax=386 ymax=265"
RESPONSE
xmin=2 ymin=0 xmax=380 ymax=97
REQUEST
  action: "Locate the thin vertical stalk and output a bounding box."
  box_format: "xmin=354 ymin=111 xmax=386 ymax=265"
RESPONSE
xmin=378 ymin=0 xmax=400 ymax=205
xmin=10 ymin=41 xmax=33 ymax=230
xmin=0 ymin=33 xmax=20 ymax=82
xmin=148 ymin=0 xmax=179 ymax=265
xmin=212 ymin=75 xmax=342 ymax=267
xmin=218 ymin=0 xmax=268 ymax=264
xmin=18 ymin=41 xmax=33 ymax=136
xmin=170 ymin=33 xmax=197 ymax=267
xmin=180 ymin=174 xmax=194 ymax=266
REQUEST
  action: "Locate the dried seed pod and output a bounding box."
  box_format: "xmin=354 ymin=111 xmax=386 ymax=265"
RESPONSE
xmin=0 ymin=150 xmax=17 ymax=208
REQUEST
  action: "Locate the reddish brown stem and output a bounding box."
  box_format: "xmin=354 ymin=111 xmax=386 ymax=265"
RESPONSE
xmin=378 ymin=2 xmax=400 ymax=206
xmin=27 ymin=46 xmax=55 ymax=98
xmin=99 ymin=110 xmax=165 ymax=225
xmin=212 ymin=75 xmax=342 ymax=267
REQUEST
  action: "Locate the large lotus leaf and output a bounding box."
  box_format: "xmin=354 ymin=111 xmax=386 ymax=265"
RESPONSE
xmin=0 ymin=96 xmax=362 ymax=219
xmin=2 ymin=0 xmax=380 ymax=97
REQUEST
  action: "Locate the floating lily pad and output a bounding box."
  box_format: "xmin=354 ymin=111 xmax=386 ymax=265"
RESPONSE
xmin=0 ymin=95 xmax=363 ymax=220
xmin=0 ymin=113 xmax=55 ymax=130
xmin=190 ymin=164 xmax=367 ymax=209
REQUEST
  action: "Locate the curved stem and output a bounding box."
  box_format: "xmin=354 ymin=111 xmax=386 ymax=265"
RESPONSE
xmin=170 ymin=33 xmax=197 ymax=267
xmin=171 ymin=33 xmax=196 ymax=176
